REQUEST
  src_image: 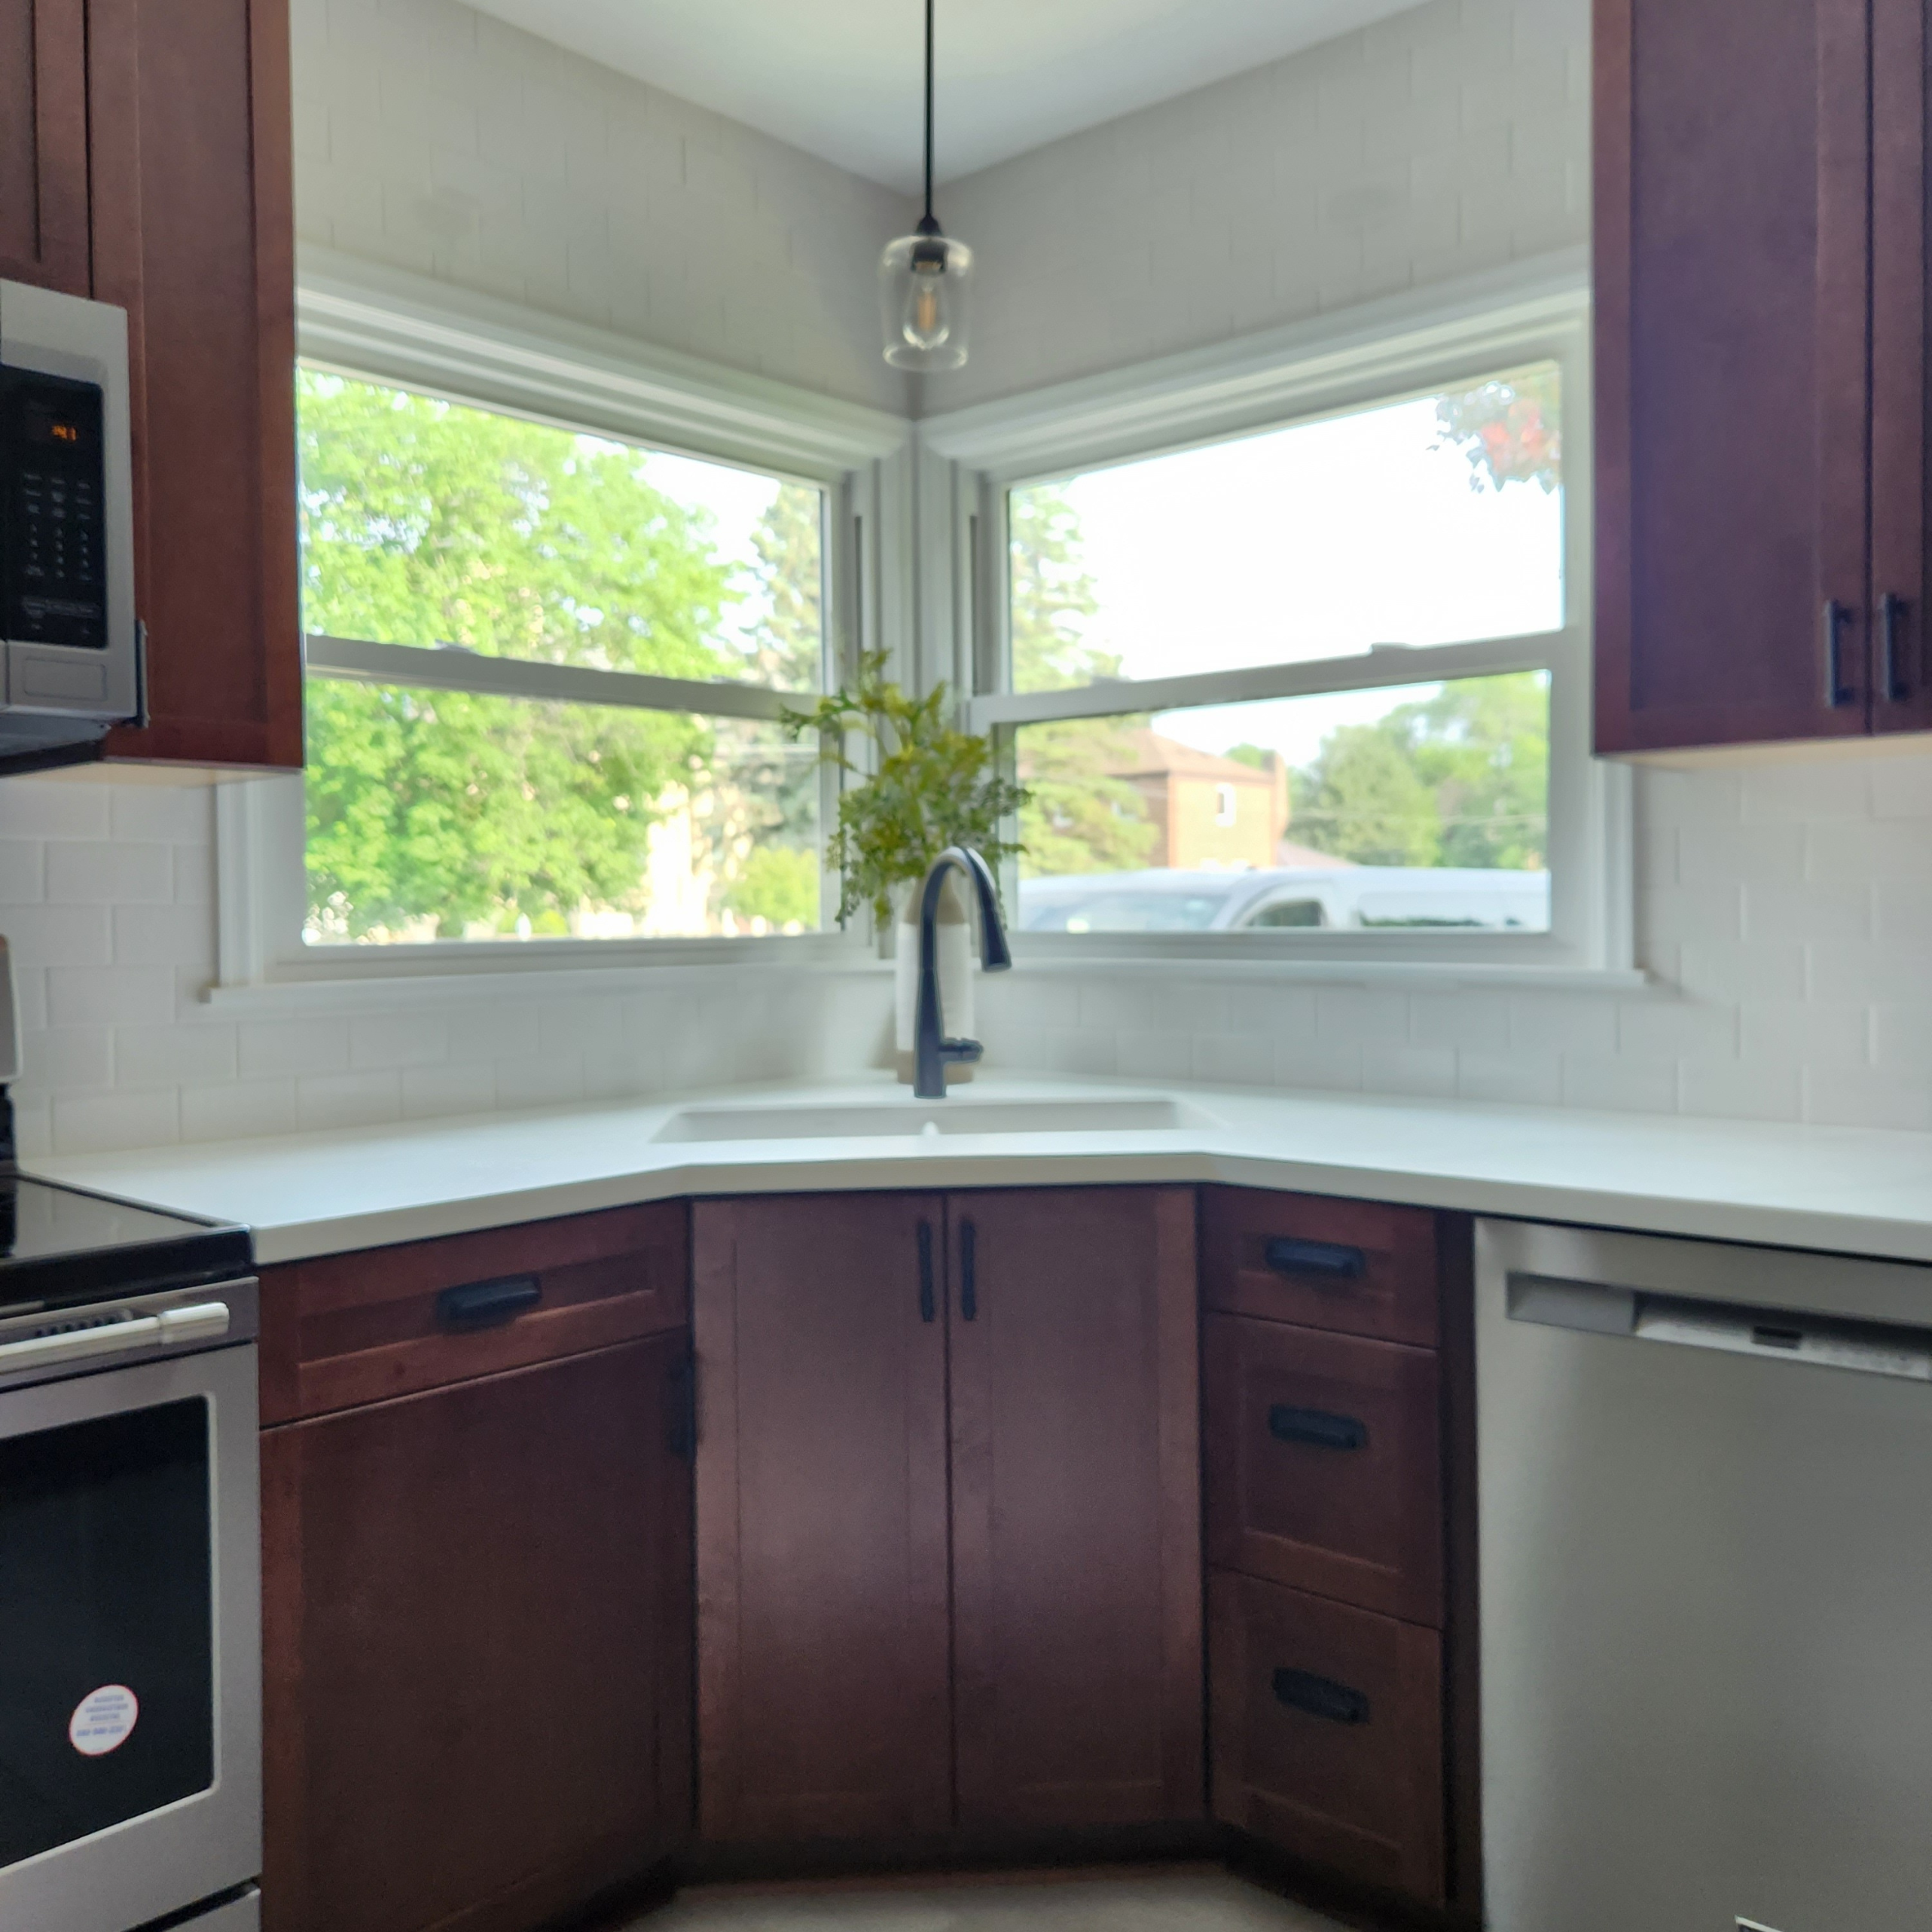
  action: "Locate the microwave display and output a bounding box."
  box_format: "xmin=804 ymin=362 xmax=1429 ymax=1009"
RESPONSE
xmin=0 ymin=365 xmax=109 ymax=652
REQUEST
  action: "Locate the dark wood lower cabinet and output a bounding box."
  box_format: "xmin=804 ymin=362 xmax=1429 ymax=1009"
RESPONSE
xmin=261 ymin=1334 xmax=693 ymax=1932
xmin=948 ymin=1187 xmax=1202 ymax=1830
xmin=692 ymin=1192 xmax=954 ymax=1842
xmin=693 ymin=1185 xmax=1206 ymax=1846
xmin=1210 ymin=1570 xmax=1445 ymax=1905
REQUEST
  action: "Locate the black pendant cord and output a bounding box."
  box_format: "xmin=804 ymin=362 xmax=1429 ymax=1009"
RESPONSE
xmin=920 ymin=0 xmax=939 ymax=235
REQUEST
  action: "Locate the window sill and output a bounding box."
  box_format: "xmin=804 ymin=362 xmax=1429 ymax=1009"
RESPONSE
xmin=204 ymin=934 xmax=886 ymax=1012
xmin=1005 ymin=948 xmax=1649 ymax=993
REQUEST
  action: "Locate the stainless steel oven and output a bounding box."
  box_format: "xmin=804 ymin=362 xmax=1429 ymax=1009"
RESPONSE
xmin=0 ymin=1256 xmax=260 ymax=1930
xmin=0 ymin=276 xmax=139 ymax=768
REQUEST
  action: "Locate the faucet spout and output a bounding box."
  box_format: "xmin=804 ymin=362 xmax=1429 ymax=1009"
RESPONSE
xmin=913 ymin=846 xmax=1012 ymax=1100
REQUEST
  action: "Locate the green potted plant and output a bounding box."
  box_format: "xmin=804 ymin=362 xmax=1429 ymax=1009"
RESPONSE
xmin=786 ymin=651 xmax=1026 ymax=1082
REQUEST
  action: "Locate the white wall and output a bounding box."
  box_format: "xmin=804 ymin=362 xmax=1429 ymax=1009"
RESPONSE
xmin=975 ymin=752 xmax=1932 ymax=1134
xmin=8 ymin=0 xmax=1931 ymax=1161
xmin=0 ymin=779 xmax=893 ymax=1159
xmin=934 ymin=0 xmax=1587 ymax=407
xmin=5 ymin=753 xmax=1932 ymax=1159
xmin=291 ymin=0 xmax=916 ymax=413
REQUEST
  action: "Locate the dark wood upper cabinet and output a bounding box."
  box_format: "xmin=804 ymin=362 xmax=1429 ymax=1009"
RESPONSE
xmin=1595 ymin=0 xmax=1876 ymax=754
xmin=693 ymin=1192 xmax=955 ymax=1843
xmin=0 ymin=0 xmax=90 ymax=295
xmin=1870 ymin=0 xmax=1932 ymax=731
xmin=948 ymin=1188 xmax=1203 ymax=1830
xmin=90 ymin=0 xmax=301 ymax=768
xmin=261 ymin=1335 xmax=694 ymax=1932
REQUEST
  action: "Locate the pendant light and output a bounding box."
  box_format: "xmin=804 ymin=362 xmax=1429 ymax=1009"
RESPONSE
xmin=880 ymin=0 xmax=972 ymax=371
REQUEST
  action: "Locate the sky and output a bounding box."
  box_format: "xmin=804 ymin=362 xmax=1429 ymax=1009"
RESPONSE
xmin=1021 ymin=374 xmax=1564 ymax=765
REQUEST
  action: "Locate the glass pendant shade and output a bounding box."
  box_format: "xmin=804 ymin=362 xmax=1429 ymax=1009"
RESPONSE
xmin=881 ymin=228 xmax=973 ymax=370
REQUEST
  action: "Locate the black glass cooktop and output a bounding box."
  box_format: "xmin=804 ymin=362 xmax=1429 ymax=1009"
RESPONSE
xmin=0 ymin=1174 xmax=252 ymax=1314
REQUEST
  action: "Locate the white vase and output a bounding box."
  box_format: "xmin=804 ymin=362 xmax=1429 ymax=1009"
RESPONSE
xmin=894 ymin=871 xmax=975 ymax=1085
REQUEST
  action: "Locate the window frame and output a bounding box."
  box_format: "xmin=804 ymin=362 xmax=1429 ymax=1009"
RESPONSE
xmin=920 ymin=252 xmax=1634 ymax=983
xmin=219 ymin=249 xmax=914 ymax=993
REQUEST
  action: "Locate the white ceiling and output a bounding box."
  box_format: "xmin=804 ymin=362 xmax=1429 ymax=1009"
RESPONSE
xmin=465 ymin=0 xmax=1426 ymax=192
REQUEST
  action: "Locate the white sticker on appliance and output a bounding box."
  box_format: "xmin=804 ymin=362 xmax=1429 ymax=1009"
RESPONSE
xmin=69 ymin=1684 xmax=139 ymax=1757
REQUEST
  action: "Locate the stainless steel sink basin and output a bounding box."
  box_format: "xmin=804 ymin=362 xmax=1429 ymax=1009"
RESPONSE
xmin=650 ymin=1096 xmax=1219 ymax=1144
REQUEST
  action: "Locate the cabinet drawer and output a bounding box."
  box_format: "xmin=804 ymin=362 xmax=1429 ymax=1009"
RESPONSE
xmin=1204 ymin=1314 xmax=1442 ymax=1625
xmin=1201 ymin=1188 xmax=1439 ymax=1347
xmin=1209 ymin=1570 xmax=1443 ymax=1906
xmin=261 ymin=1204 xmax=688 ymax=1424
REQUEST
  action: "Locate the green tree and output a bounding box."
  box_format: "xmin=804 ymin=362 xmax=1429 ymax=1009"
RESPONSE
xmin=298 ymin=371 xmax=821 ymax=939
xmin=1290 ymin=672 xmax=1549 ymax=870
xmin=1290 ymin=725 xmax=1443 ymax=866
xmin=1006 ymin=484 xmax=1155 ymax=873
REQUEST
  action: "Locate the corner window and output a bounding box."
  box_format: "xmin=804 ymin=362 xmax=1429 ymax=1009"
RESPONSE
xmin=949 ymin=308 xmax=1621 ymax=974
xmin=298 ymin=371 xmax=830 ymax=944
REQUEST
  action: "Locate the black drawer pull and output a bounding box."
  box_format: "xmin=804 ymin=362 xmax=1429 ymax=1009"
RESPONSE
xmin=1273 ymin=1667 xmax=1371 ymax=1726
xmin=667 ymin=1349 xmax=697 ymax=1461
xmin=1268 ymin=1404 xmax=1368 ymax=1451
xmin=436 ymin=1274 xmax=541 ymax=1330
xmin=918 ymin=1222 xmax=935 ymax=1323
xmin=1265 ymin=1237 xmax=1366 ymax=1282
xmin=960 ymin=1218 xmax=978 ymax=1322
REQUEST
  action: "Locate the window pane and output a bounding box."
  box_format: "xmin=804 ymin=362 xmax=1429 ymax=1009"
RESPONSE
xmin=1015 ymin=673 xmax=1549 ymax=934
xmin=304 ymin=685 xmax=823 ymax=942
xmin=1009 ymin=365 xmax=1561 ymax=693
xmin=297 ymin=370 xmax=825 ymax=692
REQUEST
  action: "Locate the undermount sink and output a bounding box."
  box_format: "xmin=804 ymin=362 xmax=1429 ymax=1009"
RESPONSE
xmin=650 ymin=1095 xmax=1219 ymax=1144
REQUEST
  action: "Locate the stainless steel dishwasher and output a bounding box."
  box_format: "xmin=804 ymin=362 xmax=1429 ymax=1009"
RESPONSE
xmin=1476 ymin=1219 xmax=1932 ymax=1932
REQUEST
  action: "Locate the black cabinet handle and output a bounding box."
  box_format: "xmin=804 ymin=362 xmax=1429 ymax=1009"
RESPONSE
xmin=667 ymin=1349 xmax=697 ymax=1461
xmin=1268 ymin=1404 xmax=1368 ymax=1451
xmin=960 ymin=1219 xmax=978 ymax=1322
xmin=918 ymin=1222 xmax=935 ymax=1323
xmin=436 ymin=1274 xmax=541 ymax=1330
xmin=1273 ymin=1668 xmax=1371 ymax=1726
xmin=1882 ymin=592 xmax=1909 ymax=703
xmin=1824 ymin=598 xmax=1855 ymax=707
xmin=1264 ymin=1237 xmax=1365 ymax=1282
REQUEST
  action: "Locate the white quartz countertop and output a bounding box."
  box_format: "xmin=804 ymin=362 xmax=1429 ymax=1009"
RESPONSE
xmin=29 ymin=1073 xmax=1932 ymax=1269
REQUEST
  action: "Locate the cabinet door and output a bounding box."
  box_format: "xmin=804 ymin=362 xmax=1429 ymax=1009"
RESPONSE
xmin=1595 ymin=0 xmax=1874 ymax=752
xmin=0 ymin=0 xmax=89 ymax=293
xmin=1870 ymin=0 xmax=1932 ymax=731
xmin=1210 ymin=1570 xmax=1444 ymax=1905
xmin=88 ymin=0 xmax=301 ymax=768
xmin=693 ymin=1193 xmax=953 ymax=1841
xmin=261 ymin=1335 xmax=693 ymax=1932
xmin=947 ymin=1186 xmax=1204 ymax=1830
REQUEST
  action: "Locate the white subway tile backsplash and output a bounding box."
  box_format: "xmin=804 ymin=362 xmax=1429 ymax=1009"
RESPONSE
xmin=0 ymin=840 xmax=41 ymax=903
xmin=239 ymin=1017 xmax=353 ymax=1079
xmin=181 ymin=1078 xmax=301 ymax=1144
xmin=1802 ymin=1067 xmax=1932 ymax=1133
xmin=46 ymin=966 xmax=177 ymax=1029
xmin=46 ymin=841 xmax=174 ymax=905
xmin=296 ymin=1068 xmax=404 ymax=1132
xmin=114 ymin=1023 xmax=239 ymax=1088
xmin=350 ymin=1012 xmax=450 ymax=1069
xmin=6 ymin=744 xmax=1932 ymax=1161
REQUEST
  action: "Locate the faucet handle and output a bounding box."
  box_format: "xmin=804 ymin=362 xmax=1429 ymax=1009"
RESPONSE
xmin=939 ymin=1036 xmax=985 ymax=1066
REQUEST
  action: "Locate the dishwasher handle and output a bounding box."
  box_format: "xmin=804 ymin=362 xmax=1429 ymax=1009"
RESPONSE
xmin=1507 ymin=1272 xmax=1932 ymax=1383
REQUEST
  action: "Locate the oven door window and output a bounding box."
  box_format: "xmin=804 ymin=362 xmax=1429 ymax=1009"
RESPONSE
xmin=0 ymin=1397 xmax=214 ymax=1868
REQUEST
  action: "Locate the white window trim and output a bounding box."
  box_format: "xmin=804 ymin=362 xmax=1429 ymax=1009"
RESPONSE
xmin=914 ymin=246 xmax=1638 ymax=985
xmin=218 ymin=249 xmax=918 ymax=998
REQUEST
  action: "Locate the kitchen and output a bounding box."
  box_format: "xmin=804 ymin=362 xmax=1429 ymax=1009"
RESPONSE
xmin=2 ymin=1 xmax=1930 ymax=1930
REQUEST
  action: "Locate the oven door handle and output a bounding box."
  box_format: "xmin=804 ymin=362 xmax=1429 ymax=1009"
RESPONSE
xmin=0 ymin=1299 xmax=230 ymax=1372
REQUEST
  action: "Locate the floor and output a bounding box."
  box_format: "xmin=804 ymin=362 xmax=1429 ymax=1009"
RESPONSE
xmin=635 ymin=1872 xmax=1348 ymax=1931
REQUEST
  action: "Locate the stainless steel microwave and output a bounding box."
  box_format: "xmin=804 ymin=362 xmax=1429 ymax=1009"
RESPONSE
xmin=0 ymin=278 xmax=139 ymax=768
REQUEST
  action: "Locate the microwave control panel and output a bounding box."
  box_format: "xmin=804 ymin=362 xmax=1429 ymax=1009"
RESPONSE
xmin=0 ymin=365 xmax=109 ymax=652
